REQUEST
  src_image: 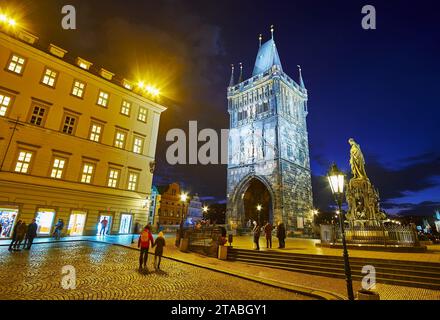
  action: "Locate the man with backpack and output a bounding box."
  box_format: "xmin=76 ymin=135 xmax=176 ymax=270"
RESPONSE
xmin=138 ymin=225 xmax=154 ymax=272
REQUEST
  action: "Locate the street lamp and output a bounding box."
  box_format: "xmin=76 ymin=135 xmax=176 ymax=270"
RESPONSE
xmin=256 ymin=204 xmax=262 ymax=225
xmin=327 ymin=163 xmax=354 ymax=301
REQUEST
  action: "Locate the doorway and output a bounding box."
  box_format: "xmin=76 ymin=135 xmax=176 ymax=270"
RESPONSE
xmin=119 ymin=214 xmax=132 ymax=234
xmin=243 ymin=179 xmax=272 ymax=226
xmin=0 ymin=208 xmax=19 ymax=238
xmin=97 ymin=214 xmax=112 ymax=235
xmin=35 ymin=209 xmax=56 ymax=235
xmin=68 ymin=211 xmax=87 ymax=236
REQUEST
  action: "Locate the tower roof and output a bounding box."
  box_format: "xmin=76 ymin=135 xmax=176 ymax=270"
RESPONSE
xmin=252 ymin=39 xmax=283 ymax=77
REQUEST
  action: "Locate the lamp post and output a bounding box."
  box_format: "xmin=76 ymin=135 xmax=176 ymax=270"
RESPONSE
xmin=256 ymin=204 xmax=262 ymax=225
xmin=176 ymin=192 xmax=188 ymax=247
xmin=327 ymin=163 xmax=354 ymax=301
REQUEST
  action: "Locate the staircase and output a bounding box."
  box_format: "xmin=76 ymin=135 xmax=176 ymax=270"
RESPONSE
xmin=227 ymin=248 xmax=440 ymax=290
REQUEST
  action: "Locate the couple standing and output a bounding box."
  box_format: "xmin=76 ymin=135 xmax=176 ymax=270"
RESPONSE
xmin=252 ymin=221 xmax=286 ymax=250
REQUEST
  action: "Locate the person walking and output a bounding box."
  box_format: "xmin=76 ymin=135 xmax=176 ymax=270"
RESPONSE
xmin=100 ymin=218 xmax=108 ymax=236
xmin=153 ymin=231 xmax=166 ymax=270
xmin=264 ymin=222 xmax=273 ymax=249
xmin=252 ymin=221 xmax=261 ymax=250
xmin=138 ymin=225 xmax=154 ymax=272
xmin=8 ymin=220 xmax=22 ymax=252
xmin=25 ymin=219 xmax=38 ymax=250
xmin=53 ymin=219 xmax=64 ymax=240
xmin=277 ymin=222 xmax=286 ymax=249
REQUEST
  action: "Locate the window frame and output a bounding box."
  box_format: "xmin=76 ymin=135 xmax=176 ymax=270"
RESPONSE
xmin=14 ymin=149 xmax=34 ymax=174
xmin=61 ymin=113 xmax=79 ymax=135
xmin=28 ymin=103 xmax=49 ymax=127
xmin=71 ymin=79 xmax=86 ymax=99
xmin=132 ymin=135 xmax=144 ymax=154
xmin=96 ymin=90 xmax=110 ymax=108
xmin=114 ymin=129 xmax=127 ymax=149
xmin=89 ymin=121 xmax=104 ymax=143
xmin=0 ymin=91 xmax=14 ymax=117
xmin=49 ymin=156 xmax=68 ymax=180
xmin=80 ymin=162 xmax=95 ymax=184
xmin=107 ymin=167 xmax=121 ymax=189
xmin=5 ymin=53 xmax=27 ymax=76
xmin=120 ymin=100 xmax=132 ymax=117
xmin=40 ymin=67 xmax=59 ymax=88
xmin=127 ymin=171 xmax=139 ymax=191
xmin=137 ymin=107 xmax=148 ymax=123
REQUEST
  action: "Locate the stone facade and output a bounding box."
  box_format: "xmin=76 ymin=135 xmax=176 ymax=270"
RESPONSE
xmin=226 ymin=37 xmax=313 ymax=230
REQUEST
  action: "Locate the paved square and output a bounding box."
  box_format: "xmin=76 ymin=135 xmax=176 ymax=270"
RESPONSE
xmin=0 ymin=242 xmax=312 ymax=300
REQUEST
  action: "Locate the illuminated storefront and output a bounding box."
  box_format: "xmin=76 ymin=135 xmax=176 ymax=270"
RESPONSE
xmin=119 ymin=214 xmax=132 ymax=234
xmin=97 ymin=213 xmax=113 ymax=235
xmin=0 ymin=207 xmax=19 ymax=238
xmin=67 ymin=211 xmax=87 ymax=236
xmin=36 ymin=208 xmax=56 ymax=235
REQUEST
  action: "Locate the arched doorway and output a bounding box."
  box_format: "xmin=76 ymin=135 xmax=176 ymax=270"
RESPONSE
xmin=243 ymin=179 xmax=272 ymax=226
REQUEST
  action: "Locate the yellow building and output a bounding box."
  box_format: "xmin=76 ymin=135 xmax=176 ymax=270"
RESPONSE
xmin=0 ymin=27 xmax=166 ymax=237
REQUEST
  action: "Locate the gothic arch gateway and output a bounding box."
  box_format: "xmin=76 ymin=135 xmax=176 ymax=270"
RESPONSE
xmin=226 ymin=33 xmax=313 ymax=231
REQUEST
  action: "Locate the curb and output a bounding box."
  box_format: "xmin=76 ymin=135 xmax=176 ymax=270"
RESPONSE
xmin=1 ymin=239 xmax=345 ymax=300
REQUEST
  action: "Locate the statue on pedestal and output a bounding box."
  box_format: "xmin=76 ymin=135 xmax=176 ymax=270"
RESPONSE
xmin=346 ymin=138 xmax=386 ymax=226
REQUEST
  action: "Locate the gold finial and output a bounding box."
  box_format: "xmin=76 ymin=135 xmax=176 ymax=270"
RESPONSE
xmin=259 ymin=33 xmax=263 ymax=47
xmin=270 ymin=25 xmax=274 ymax=39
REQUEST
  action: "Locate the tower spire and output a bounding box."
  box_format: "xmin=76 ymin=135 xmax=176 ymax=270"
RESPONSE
xmin=271 ymin=25 xmax=274 ymax=40
xmin=229 ymin=64 xmax=235 ymax=87
xmin=238 ymin=62 xmax=243 ymax=83
xmin=298 ymin=65 xmax=305 ymax=89
xmin=259 ymin=34 xmax=262 ymax=48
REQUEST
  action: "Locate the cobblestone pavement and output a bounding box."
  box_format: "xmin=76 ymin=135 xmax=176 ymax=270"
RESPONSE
xmin=0 ymin=242 xmax=312 ymax=300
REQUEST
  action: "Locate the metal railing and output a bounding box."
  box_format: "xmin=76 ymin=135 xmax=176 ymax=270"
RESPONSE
xmin=335 ymin=224 xmax=419 ymax=247
xmin=183 ymin=226 xmax=223 ymax=257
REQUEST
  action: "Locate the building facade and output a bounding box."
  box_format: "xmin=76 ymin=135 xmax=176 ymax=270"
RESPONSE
xmin=0 ymin=27 xmax=166 ymax=237
xmin=154 ymin=183 xmax=189 ymax=226
xmin=186 ymin=194 xmax=203 ymax=224
xmin=226 ymin=34 xmax=313 ymax=231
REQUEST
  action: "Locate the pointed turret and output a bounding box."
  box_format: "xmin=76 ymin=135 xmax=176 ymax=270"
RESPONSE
xmin=238 ymin=62 xmax=243 ymax=83
xmin=259 ymin=34 xmax=262 ymax=48
xmin=252 ymin=25 xmax=283 ymax=76
xmin=298 ymin=65 xmax=306 ymax=89
xmin=229 ymin=64 xmax=235 ymax=87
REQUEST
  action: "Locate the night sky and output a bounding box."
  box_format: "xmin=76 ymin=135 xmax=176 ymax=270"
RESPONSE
xmin=3 ymin=0 xmax=439 ymax=216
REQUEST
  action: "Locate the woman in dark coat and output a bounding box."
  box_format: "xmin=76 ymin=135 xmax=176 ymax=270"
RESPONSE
xmin=153 ymin=232 xmax=166 ymax=270
xmin=276 ymin=222 xmax=286 ymax=248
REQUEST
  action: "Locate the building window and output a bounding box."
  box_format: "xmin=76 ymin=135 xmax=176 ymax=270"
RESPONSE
xmin=62 ymin=114 xmax=77 ymax=135
xmin=14 ymin=151 xmax=33 ymax=174
xmin=127 ymin=172 xmax=139 ymax=191
xmin=50 ymin=158 xmax=66 ymax=179
xmin=114 ymin=130 xmax=126 ymax=149
xmin=287 ymin=144 xmax=294 ymax=158
xmin=133 ymin=136 xmax=144 ymax=154
xmin=97 ymin=91 xmax=109 ymax=107
xmin=81 ymin=163 xmax=94 ymax=184
xmin=0 ymin=93 xmax=12 ymax=117
xmin=107 ymin=168 xmax=120 ymax=188
xmin=7 ymin=54 xmax=26 ymax=75
xmin=121 ymin=100 xmax=131 ymax=116
xmin=41 ymin=68 xmax=58 ymax=87
xmin=72 ymin=80 xmax=86 ymax=98
xmin=137 ymin=107 xmax=147 ymax=122
xmin=29 ymin=105 xmax=47 ymax=126
xmin=89 ymin=123 xmax=103 ymax=142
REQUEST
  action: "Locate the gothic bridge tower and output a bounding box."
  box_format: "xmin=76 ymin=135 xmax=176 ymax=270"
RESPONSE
xmin=226 ymin=27 xmax=313 ymax=231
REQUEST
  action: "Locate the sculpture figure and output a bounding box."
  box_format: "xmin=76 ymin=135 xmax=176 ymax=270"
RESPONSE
xmin=349 ymin=138 xmax=368 ymax=179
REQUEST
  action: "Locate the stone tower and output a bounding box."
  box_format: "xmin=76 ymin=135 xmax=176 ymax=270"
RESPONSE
xmin=226 ymin=29 xmax=313 ymax=231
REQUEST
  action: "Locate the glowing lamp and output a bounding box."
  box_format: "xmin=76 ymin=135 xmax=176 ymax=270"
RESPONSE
xmin=327 ymin=163 xmax=345 ymax=195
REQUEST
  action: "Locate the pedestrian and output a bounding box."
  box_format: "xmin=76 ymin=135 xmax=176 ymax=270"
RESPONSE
xmin=53 ymin=219 xmax=64 ymax=240
xmin=8 ymin=220 xmax=22 ymax=252
xmin=252 ymin=221 xmax=261 ymax=250
xmin=153 ymin=231 xmax=166 ymax=270
xmin=100 ymin=218 xmax=108 ymax=236
xmin=13 ymin=221 xmax=27 ymax=251
xmin=264 ymin=221 xmax=273 ymax=249
xmin=138 ymin=225 xmax=154 ymax=272
xmin=277 ymin=222 xmax=286 ymax=249
xmin=25 ymin=219 xmax=38 ymax=250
